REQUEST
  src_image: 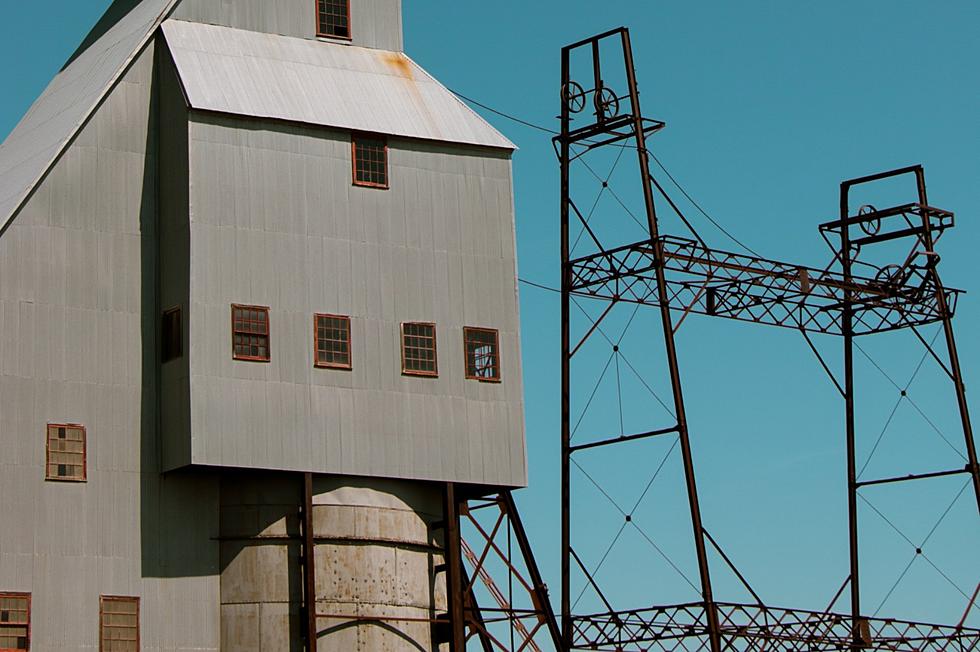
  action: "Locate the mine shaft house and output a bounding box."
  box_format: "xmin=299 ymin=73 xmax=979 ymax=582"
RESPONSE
xmin=0 ymin=1 xmax=524 ymax=649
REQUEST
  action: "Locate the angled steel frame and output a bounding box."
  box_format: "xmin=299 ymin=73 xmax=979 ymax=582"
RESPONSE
xmin=444 ymin=487 xmax=563 ymax=652
xmin=557 ymin=27 xmax=980 ymax=652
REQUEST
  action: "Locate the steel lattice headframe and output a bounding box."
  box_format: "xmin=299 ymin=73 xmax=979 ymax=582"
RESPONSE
xmin=555 ymin=25 xmax=980 ymax=652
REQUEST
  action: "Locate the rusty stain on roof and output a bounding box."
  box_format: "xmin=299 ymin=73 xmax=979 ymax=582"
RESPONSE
xmin=382 ymin=52 xmax=415 ymax=80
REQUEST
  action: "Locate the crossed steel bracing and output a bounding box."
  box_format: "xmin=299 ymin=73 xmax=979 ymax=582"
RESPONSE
xmin=557 ymin=26 xmax=980 ymax=652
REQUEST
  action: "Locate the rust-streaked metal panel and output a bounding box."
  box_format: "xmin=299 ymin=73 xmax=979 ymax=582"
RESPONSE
xmin=160 ymin=19 xmax=516 ymax=151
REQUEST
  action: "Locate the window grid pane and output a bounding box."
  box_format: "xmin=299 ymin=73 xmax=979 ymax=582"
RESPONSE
xmin=317 ymin=0 xmax=350 ymax=38
xmin=0 ymin=593 xmax=29 ymax=651
xmin=46 ymin=424 xmax=86 ymax=481
xmin=353 ymin=137 xmax=388 ymax=188
xmin=315 ymin=315 xmax=352 ymax=368
xmin=232 ymin=305 xmax=270 ymax=361
xmin=100 ymin=597 xmax=139 ymax=652
xmin=464 ymin=328 xmax=501 ymax=381
xmin=402 ymin=323 xmax=437 ymax=376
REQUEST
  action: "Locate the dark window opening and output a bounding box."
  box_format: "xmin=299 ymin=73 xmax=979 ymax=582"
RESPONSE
xmin=352 ymin=135 xmax=388 ymax=188
xmin=0 ymin=593 xmax=30 ymax=651
xmin=315 ymin=314 xmax=352 ymax=369
xmin=232 ymin=305 xmax=271 ymax=362
xmin=100 ymin=596 xmax=139 ymax=652
xmin=401 ymin=322 xmax=438 ymax=377
xmin=464 ymin=328 xmax=501 ymax=382
xmin=162 ymin=307 xmax=182 ymax=362
xmin=46 ymin=424 xmax=86 ymax=482
xmin=317 ymin=0 xmax=351 ymax=39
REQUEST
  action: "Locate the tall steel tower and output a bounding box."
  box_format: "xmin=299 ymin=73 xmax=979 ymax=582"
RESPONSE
xmin=557 ymin=27 xmax=980 ymax=652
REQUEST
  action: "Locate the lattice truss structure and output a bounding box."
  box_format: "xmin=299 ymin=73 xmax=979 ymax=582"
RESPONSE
xmin=570 ymin=223 xmax=958 ymax=336
xmin=573 ymin=603 xmax=979 ymax=652
xmin=555 ymin=27 xmax=980 ymax=652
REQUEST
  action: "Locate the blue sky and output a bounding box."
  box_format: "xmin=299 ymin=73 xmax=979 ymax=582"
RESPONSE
xmin=2 ymin=0 xmax=977 ymax=633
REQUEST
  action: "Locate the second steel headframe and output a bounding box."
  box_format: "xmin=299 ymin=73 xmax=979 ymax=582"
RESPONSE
xmin=558 ymin=27 xmax=980 ymax=652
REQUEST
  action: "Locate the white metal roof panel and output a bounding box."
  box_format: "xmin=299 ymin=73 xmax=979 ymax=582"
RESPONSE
xmin=161 ymin=20 xmax=516 ymax=151
xmin=0 ymin=0 xmax=178 ymax=235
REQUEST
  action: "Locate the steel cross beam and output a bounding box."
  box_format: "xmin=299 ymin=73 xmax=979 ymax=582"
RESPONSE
xmin=567 ymin=230 xmax=960 ymax=336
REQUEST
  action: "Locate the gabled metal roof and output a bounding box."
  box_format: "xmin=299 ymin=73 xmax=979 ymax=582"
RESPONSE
xmin=161 ymin=20 xmax=516 ymax=151
xmin=0 ymin=0 xmax=178 ymax=235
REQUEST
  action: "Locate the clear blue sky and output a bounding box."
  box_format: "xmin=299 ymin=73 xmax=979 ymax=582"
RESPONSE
xmin=2 ymin=0 xmax=977 ymax=633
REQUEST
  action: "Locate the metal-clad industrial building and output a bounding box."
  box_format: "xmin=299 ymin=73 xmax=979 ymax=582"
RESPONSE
xmin=0 ymin=1 xmax=524 ymax=649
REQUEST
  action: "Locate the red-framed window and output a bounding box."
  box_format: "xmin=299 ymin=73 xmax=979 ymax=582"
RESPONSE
xmin=315 ymin=0 xmax=351 ymax=40
xmin=99 ymin=596 xmax=139 ymax=652
xmin=45 ymin=424 xmax=86 ymax=482
xmin=0 ymin=593 xmax=30 ymax=652
xmin=401 ymin=322 xmax=438 ymax=377
xmin=314 ymin=314 xmax=352 ymax=369
xmin=352 ymin=135 xmax=388 ymax=189
xmin=232 ymin=305 xmax=271 ymax=362
xmin=161 ymin=306 xmax=182 ymax=363
xmin=464 ymin=327 xmax=501 ymax=382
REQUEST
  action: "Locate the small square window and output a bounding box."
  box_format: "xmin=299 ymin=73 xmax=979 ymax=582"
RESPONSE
xmin=352 ymin=135 xmax=388 ymax=189
xmin=46 ymin=424 xmax=86 ymax=482
xmin=232 ymin=305 xmax=271 ymax=362
xmin=464 ymin=328 xmax=501 ymax=382
xmin=162 ymin=307 xmax=182 ymax=363
xmin=100 ymin=596 xmax=139 ymax=652
xmin=0 ymin=593 xmax=30 ymax=651
xmin=316 ymin=0 xmax=351 ymax=39
xmin=315 ymin=314 xmax=352 ymax=369
xmin=401 ymin=322 xmax=438 ymax=377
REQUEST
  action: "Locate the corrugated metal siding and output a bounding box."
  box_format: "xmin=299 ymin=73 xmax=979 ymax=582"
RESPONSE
xmin=158 ymin=41 xmax=193 ymax=472
xmin=161 ymin=19 xmax=515 ymax=151
xmin=172 ymin=0 xmax=404 ymax=51
xmin=0 ymin=0 xmax=178 ymax=236
xmin=178 ymin=113 xmax=527 ymax=487
xmin=0 ymin=44 xmax=221 ymax=651
xmin=351 ymin=0 xmax=405 ymax=52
